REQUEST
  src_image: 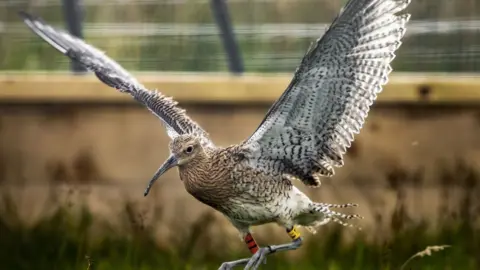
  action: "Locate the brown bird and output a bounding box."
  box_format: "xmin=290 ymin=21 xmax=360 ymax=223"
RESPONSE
xmin=20 ymin=0 xmax=411 ymax=269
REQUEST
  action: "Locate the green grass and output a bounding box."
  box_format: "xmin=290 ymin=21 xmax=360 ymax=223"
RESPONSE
xmin=2 ymin=159 xmax=480 ymax=269
xmin=0 ymin=189 xmax=478 ymax=270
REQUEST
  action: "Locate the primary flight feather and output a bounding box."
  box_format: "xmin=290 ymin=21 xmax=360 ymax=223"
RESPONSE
xmin=242 ymin=0 xmax=411 ymax=187
xmin=19 ymin=11 xmax=212 ymax=145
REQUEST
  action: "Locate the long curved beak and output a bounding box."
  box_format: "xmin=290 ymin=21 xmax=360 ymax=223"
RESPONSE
xmin=143 ymin=154 xmax=178 ymax=197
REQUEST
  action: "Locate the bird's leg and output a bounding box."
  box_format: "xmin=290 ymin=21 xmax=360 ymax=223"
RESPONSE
xmin=243 ymin=226 xmax=303 ymax=270
xmin=217 ymin=233 xmax=260 ymax=270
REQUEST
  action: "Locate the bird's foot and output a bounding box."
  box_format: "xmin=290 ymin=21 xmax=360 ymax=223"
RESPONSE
xmin=244 ymin=247 xmax=271 ymax=270
xmin=218 ymin=258 xmax=250 ymax=270
xmin=218 ymin=262 xmax=234 ymax=270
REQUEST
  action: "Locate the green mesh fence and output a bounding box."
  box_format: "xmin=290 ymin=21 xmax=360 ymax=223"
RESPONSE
xmin=1 ymin=0 xmax=480 ymax=72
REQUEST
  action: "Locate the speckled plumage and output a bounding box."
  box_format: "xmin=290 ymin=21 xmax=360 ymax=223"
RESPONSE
xmin=20 ymin=0 xmax=411 ymax=268
xmin=157 ymin=135 xmax=359 ymax=235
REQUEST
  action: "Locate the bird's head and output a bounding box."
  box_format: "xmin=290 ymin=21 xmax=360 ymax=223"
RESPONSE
xmin=168 ymin=134 xmax=203 ymax=166
xmin=143 ymin=134 xmax=203 ymax=196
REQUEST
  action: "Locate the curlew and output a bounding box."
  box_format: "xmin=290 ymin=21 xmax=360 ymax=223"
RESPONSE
xmin=20 ymin=0 xmax=411 ymax=269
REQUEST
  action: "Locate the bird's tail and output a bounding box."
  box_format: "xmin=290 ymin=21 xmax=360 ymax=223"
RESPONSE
xmin=300 ymin=202 xmax=363 ymax=234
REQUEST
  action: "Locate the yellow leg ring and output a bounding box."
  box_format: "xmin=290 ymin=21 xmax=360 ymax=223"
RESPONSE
xmin=287 ymin=226 xmax=301 ymax=240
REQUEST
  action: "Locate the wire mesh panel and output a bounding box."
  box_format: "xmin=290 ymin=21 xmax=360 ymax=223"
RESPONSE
xmin=1 ymin=0 xmax=480 ymax=72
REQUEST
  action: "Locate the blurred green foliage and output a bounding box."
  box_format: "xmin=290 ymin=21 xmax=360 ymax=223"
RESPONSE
xmin=0 ymin=196 xmax=478 ymax=270
xmin=1 ymin=0 xmax=480 ymax=72
xmin=0 ymin=158 xmax=478 ymax=269
xmin=1 ymin=162 xmax=480 ymax=270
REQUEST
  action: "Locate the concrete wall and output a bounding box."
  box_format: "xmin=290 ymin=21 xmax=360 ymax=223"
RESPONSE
xmin=1 ymin=102 xmax=479 ymax=246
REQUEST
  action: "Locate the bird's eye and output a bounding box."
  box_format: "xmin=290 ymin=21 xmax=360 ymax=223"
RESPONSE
xmin=185 ymin=146 xmax=194 ymax=154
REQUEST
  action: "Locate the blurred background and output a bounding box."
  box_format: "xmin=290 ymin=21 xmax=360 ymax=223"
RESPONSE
xmin=1 ymin=0 xmax=480 ymax=269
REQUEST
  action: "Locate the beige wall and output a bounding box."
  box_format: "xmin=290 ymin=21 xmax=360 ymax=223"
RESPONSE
xmin=1 ymin=102 xmax=479 ymax=247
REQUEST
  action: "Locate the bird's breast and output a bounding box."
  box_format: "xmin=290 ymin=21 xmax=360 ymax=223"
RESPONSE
xmin=180 ymin=167 xmax=234 ymax=211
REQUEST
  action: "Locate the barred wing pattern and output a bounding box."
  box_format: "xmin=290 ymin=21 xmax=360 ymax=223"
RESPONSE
xmin=243 ymin=0 xmax=411 ymax=186
xmin=19 ymin=12 xmax=212 ymax=145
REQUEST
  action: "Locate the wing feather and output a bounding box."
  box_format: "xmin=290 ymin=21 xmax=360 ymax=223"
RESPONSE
xmin=242 ymin=0 xmax=411 ymax=186
xmin=19 ymin=11 xmax=212 ymax=145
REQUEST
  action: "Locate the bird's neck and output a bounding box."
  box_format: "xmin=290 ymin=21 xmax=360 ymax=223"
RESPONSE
xmin=178 ymin=150 xmax=231 ymax=210
xmin=178 ymin=152 xmax=210 ymax=183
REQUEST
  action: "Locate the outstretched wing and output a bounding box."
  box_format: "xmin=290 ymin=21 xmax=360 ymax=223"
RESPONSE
xmin=19 ymin=11 xmax=212 ymax=145
xmin=241 ymin=0 xmax=411 ymax=186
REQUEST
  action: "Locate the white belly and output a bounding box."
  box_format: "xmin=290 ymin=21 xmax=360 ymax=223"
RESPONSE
xmin=227 ymin=186 xmax=313 ymax=226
